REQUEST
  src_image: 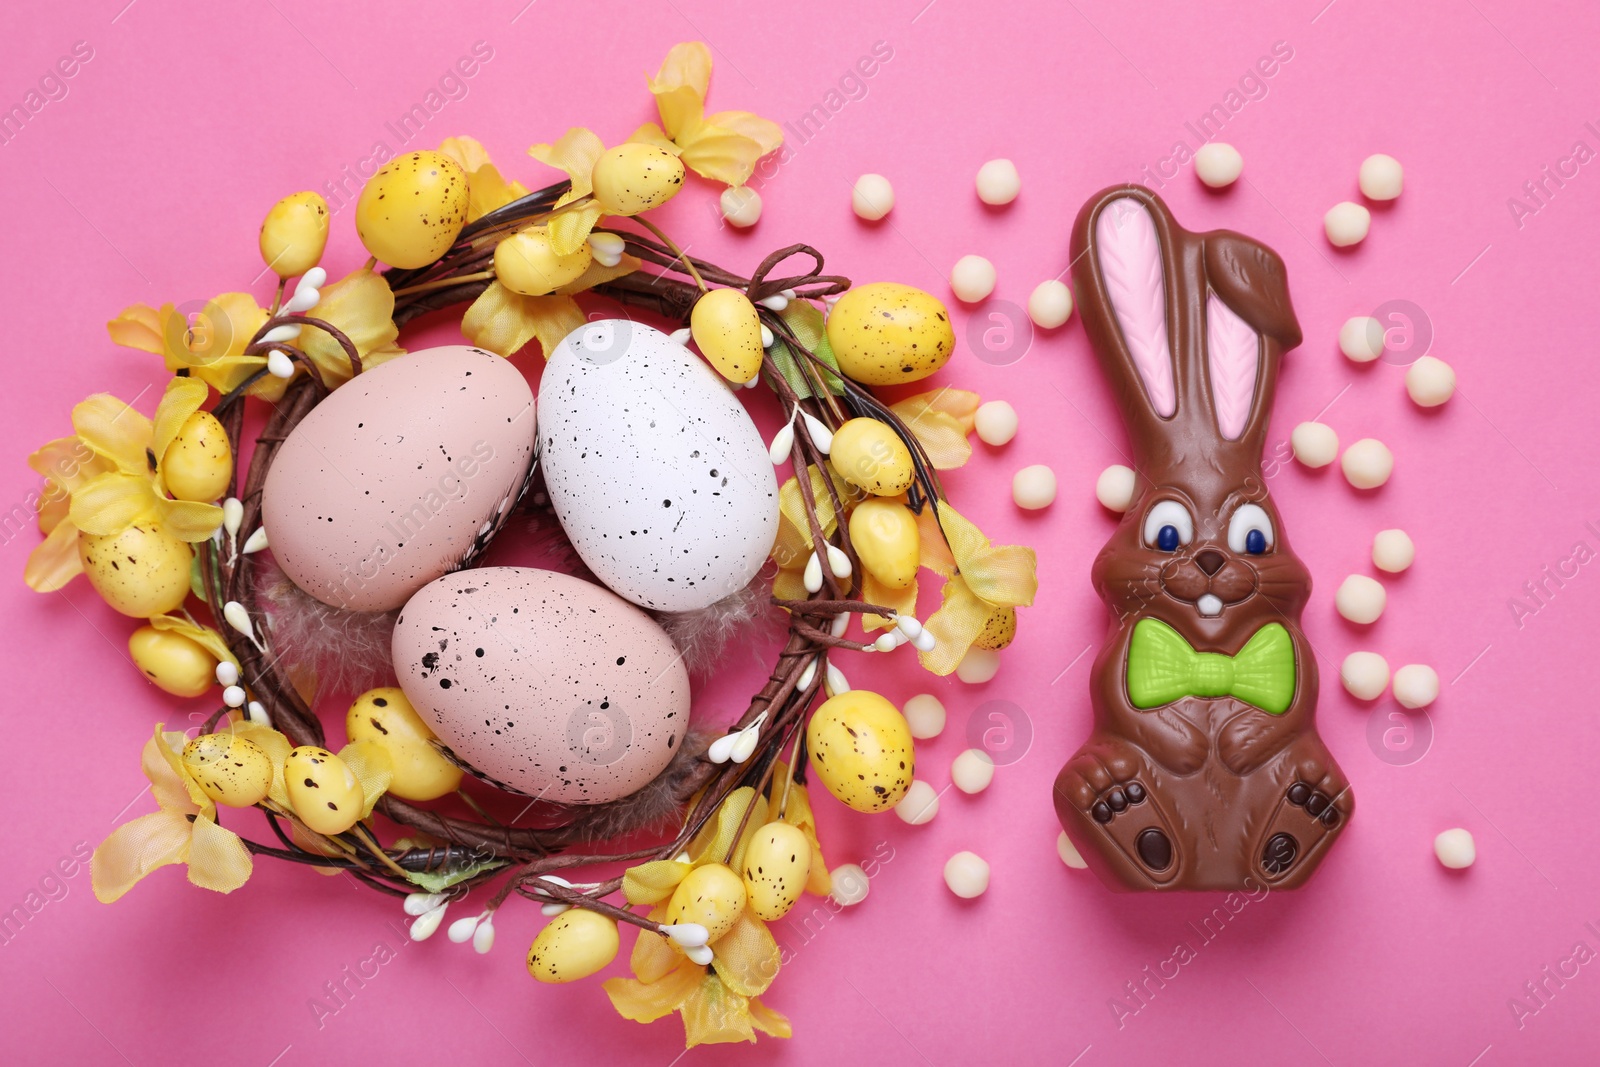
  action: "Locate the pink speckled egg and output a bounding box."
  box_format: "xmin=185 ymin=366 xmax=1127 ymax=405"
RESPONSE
xmin=262 ymin=347 xmax=536 ymax=611
xmin=392 ymin=567 xmax=688 ymax=804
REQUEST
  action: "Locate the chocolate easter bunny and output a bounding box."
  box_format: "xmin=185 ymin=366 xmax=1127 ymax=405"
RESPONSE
xmin=1054 ymin=186 xmax=1352 ymax=892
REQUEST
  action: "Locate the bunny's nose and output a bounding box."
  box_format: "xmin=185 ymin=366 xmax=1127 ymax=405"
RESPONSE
xmin=1194 ymin=549 xmax=1226 ymax=577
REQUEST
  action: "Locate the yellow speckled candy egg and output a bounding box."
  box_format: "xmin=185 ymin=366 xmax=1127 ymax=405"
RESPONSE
xmin=973 ymin=605 xmax=1017 ymax=650
xmin=590 ymin=143 xmax=685 ymax=216
xmin=129 ymin=625 xmax=218 ymax=698
xmin=161 ymin=411 xmax=232 ymax=502
xmin=259 ymin=191 xmax=330 ymax=278
xmin=183 ymin=732 xmax=273 ymax=807
xmin=831 ymin=418 xmax=914 ymax=496
xmin=355 ymin=151 xmax=469 ymax=268
xmin=667 ymin=864 xmax=746 ymax=942
xmin=807 ymin=690 xmax=915 ymax=813
xmin=79 ymin=523 xmax=193 ymax=617
xmin=526 ymin=909 xmax=619 ymax=984
xmin=826 ymin=283 xmax=956 ymax=386
xmin=848 ymin=499 xmax=920 ymax=590
xmin=494 ymin=227 xmax=592 ymax=297
xmin=284 ymin=746 xmax=364 ymax=835
xmin=742 ymin=822 xmax=812 ymax=920
xmin=345 ymin=687 xmax=461 ymax=802
xmin=689 ymin=289 xmax=763 ymax=383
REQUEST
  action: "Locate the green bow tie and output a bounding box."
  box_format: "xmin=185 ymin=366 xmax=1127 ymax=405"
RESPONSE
xmin=1126 ymin=619 xmax=1296 ymax=715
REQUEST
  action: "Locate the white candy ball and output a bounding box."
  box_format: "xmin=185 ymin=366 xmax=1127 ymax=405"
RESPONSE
xmin=943 ymin=851 xmax=990 ymax=899
xmin=1393 ymin=664 xmax=1440 ymax=709
xmin=1434 ymin=828 xmax=1476 ymax=870
xmin=975 ymin=158 xmax=1020 ymax=205
xmin=975 ymin=400 xmax=1019 ymax=446
xmin=1194 ymin=142 xmax=1244 ymax=188
xmin=950 ymin=255 xmax=997 ymax=303
xmin=1339 ymin=316 xmax=1385 ymax=362
xmin=1290 ymin=422 xmax=1339 ymax=468
xmin=829 ymin=863 xmax=871 ymax=905
xmin=1372 ymin=529 xmax=1415 ymax=573
xmin=1027 ymin=279 xmax=1073 ymax=328
xmin=1335 ymin=574 xmax=1386 ymax=624
xmin=1359 ymin=153 xmax=1404 ymax=201
xmin=1324 ymin=201 xmax=1371 ymax=247
xmin=903 ymin=693 xmax=946 ymax=739
xmin=951 ymin=749 xmax=995 ymax=794
xmin=895 ymin=779 xmax=941 ymax=824
xmin=1342 ymin=438 xmax=1394 ymax=489
xmin=1340 ymin=651 xmax=1390 ymax=700
xmin=719 ymin=186 xmax=762 ymax=228
xmin=1406 ymin=356 xmax=1456 ymax=407
xmin=1013 ymin=464 xmax=1057 ymax=509
xmin=1056 ymin=831 xmax=1087 ymax=869
xmin=957 ymin=647 xmax=1001 ymax=684
xmin=852 ymin=174 xmax=894 ymax=220
xmin=1095 ymin=464 xmax=1137 ymax=512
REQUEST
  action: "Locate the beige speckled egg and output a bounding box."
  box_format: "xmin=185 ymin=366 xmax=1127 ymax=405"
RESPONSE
xmin=667 ymin=863 xmax=746 ymax=943
xmin=162 ymin=411 xmax=232 ymax=502
xmin=129 ymin=625 xmax=218 ymax=698
xmin=262 ymin=346 xmax=536 ymax=612
xmin=830 ymin=418 xmax=914 ymax=495
xmin=183 ymin=732 xmax=273 ymax=807
xmin=392 ymin=567 xmax=689 ymax=804
xmin=972 ymin=605 xmax=1017 ymax=650
xmin=285 ymin=746 xmax=364 ymax=835
xmin=526 ymin=909 xmax=620 ymax=984
xmin=345 ymin=687 xmax=461 ymax=802
xmin=79 ymin=523 xmax=193 ymax=617
xmin=742 ymin=822 xmax=811 ymax=920
xmin=807 ymin=690 xmax=915 ymax=812
xmin=540 ymin=321 xmax=779 ymax=612
xmin=355 ymin=151 xmax=469 ymax=268
xmin=825 ymin=283 xmax=955 ymax=385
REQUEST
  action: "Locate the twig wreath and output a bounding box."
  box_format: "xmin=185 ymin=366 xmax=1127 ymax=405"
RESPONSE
xmin=25 ymin=43 xmax=1036 ymax=1047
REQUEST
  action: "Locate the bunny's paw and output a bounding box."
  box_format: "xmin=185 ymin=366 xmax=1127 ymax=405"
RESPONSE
xmin=1054 ymin=744 xmax=1181 ymax=885
xmin=1253 ymin=760 xmax=1353 ymax=884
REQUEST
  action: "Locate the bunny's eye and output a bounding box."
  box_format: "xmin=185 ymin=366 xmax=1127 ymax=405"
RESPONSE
xmin=1142 ymin=500 xmax=1194 ymax=552
xmin=1227 ymin=503 xmax=1275 ymax=555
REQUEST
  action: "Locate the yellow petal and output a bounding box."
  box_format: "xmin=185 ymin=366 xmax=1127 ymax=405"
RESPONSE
xmin=68 ymin=472 xmax=159 ymax=536
xmin=623 ymin=859 xmax=693 ymax=906
xmin=148 ymin=613 xmax=237 ymax=670
xmin=711 ymin=911 xmax=780 ymax=996
xmin=555 ymin=252 xmax=641 ymax=296
xmin=107 ymin=303 xmax=165 ymax=354
xmin=629 ymin=904 xmax=683 ymax=982
xmin=361 ymin=342 xmax=407 ymax=373
xmin=186 ymin=815 xmax=253 ymax=893
xmin=704 ymin=111 xmax=783 ymax=156
xmin=230 ymin=721 xmax=294 ymax=810
xmin=777 ymin=466 xmax=847 ymax=553
xmin=438 ymin=134 xmax=495 ymax=172
xmin=91 ymin=810 xmax=193 ymax=903
xmin=547 ymin=201 xmax=604 ymax=257
xmin=747 ymin=996 xmax=792 ymax=1039
xmin=890 ymin=387 xmax=980 ymax=435
xmin=681 ymin=973 xmax=757 ymax=1046
xmin=649 ymin=42 xmax=712 ymax=142
xmin=151 ymin=377 xmax=210 ymax=460
xmin=166 ymin=294 xmax=269 ymax=367
xmin=916 ymin=505 xmax=957 ymax=576
xmin=772 ymin=766 xmax=830 ymax=897
xmin=861 ymin=571 xmax=918 ymax=632
xmin=677 ymin=126 xmax=777 ymax=188
xmin=771 ymin=567 xmax=808 ymax=603
xmin=892 ymin=389 xmax=980 ymax=469
xmin=153 ymin=498 xmax=225 ymax=542
xmin=528 ymin=127 xmax=605 ymax=204
xmin=461 ymin=282 xmax=585 ymax=359
xmin=38 ymin=480 xmax=70 ymax=534
xmin=604 ymin=958 xmax=702 ymax=1024
xmin=625 ymin=122 xmax=681 ymax=154
xmin=933 ymin=502 xmax=988 ymax=571
xmin=29 ymin=437 xmax=109 ymax=495
xmin=687 ymin=787 xmax=765 ymax=870
xmin=918 ymin=575 xmax=990 ymax=676
xmin=300 ymin=269 xmax=398 ymax=388
xmin=963 ymin=544 xmax=1039 ymax=608
xmin=338 ymin=740 xmax=394 ymax=817
xmin=439 ymin=135 xmax=531 ymax=220
xmin=72 ymin=394 xmax=153 ymax=474
xmin=24 ymin=517 xmax=83 ymax=593
xmin=151 ymin=725 xmax=209 ymax=814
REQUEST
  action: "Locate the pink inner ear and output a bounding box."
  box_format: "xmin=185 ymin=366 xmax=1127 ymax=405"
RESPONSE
xmin=1206 ymin=292 xmax=1260 ymax=441
xmin=1095 ymin=200 xmax=1176 ymax=418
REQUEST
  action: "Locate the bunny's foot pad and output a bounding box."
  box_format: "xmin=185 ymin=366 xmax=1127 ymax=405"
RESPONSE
xmin=1057 ymin=753 xmax=1181 ymax=885
xmin=1255 ymin=778 xmax=1352 ymax=884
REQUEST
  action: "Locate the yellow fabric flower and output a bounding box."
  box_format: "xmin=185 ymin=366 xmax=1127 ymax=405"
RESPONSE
xmin=109 ymin=295 xmax=286 ymax=400
xmin=23 ymin=438 xmax=109 ymax=592
xmin=297 ymin=268 xmax=402 ymax=388
xmin=91 ymin=721 xmax=289 ymax=902
xmin=439 ymin=135 xmax=530 ymax=222
xmin=633 ymin=42 xmax=783 ymax=188
xmin=608 ymin=787 xmax=791 ymax=1047
xmin=148 ymin=612 xmax=240 ymax=675
xmin=461 ymin=263 xmax=642 ymax=359
xmin=890 ymin=388 xmax=980 ymax=470
xmin=769 ymin=760 xmax=830 ymax=896
xmin=770 ymin=465 xmax=851 ymax=601
xmin=527 ymin=127 xmax=608 ymax=255
xmin=919 ymin=503 xmax=1038 ymax=674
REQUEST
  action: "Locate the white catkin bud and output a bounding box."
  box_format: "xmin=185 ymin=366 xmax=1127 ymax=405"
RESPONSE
xmin=768 ymin=422 xmax=796 ymax=465
xmin=686 ymin=944 xmax=714 ymax=966
xmin=797 ymin=657 xmax=819 ymax=691
xmin=447 ymin=914 xmax=480 ymax=944
xmin=222 ymin=498 xmax=244 ymax=539
xmin=803 ymin=551 xmax=824 ymax=593
xmin=222 ymin=685 xmax=246 ymax=708
xmin=300 ymin=267 xmax=328 ymax=291
xmin=261 ymin=323 xmax=301 ymax=344
xmin=404 ymin=892 xmax=446 ymax=916
xmin=830 ymin=612 xmax=851 ymax=638
xmin=824 ymin=542 xmax=853 ymax=579
xmin=801 ymin=412 xmax=833 ymax=453
xmin=215 ymin=661 xmax=240 ymax=687
xmin=242 ymin=527 xmax=269 ymax=554
xmin=246 ymin=701 xmax=269 ymax=725
xmin=472 ymin=917 xmax=496 ymax=954
xmin=409 ymin=904 xmax=447 ymax=940
xmin=266 ymin=350 xmax=295 ymax=379
xmin=663 ymin=923 xmax=710 ymax=949
xmin=825 ymin=662 xmax=850 ymax=695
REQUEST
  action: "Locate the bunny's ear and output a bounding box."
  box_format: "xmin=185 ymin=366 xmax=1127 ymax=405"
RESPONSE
xmin=1205 ymin=294 xmax=1259 ymax=441
xmin=1202 ymin=234 xmax=1302 ymax=443
xmin=1092 ymin=198 xmax=1178 ymax=418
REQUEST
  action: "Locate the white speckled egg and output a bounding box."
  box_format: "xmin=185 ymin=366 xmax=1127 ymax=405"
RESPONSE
xmin=392 ymin=566 xmax=688 ymax=804
xmin=262 ymin=346 xmax=536 ymax=611
xmin=539 ymin=321 xmax=779 ymax=612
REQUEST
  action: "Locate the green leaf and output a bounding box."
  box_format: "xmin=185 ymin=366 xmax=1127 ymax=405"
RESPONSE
xmin=778 ymin=300 xmax=844 ymax=395
xmin=189 ymin=553 xmax=209 ymax=606
xmin=767 ymin=337 xmax=812 ymax=400
xmin=403 ymin=859 xmax=506 ymax=893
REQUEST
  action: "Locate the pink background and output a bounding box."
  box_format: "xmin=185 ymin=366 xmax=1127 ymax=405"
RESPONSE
xmin=5 ymin=0 xmax=1599 ymax=1063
